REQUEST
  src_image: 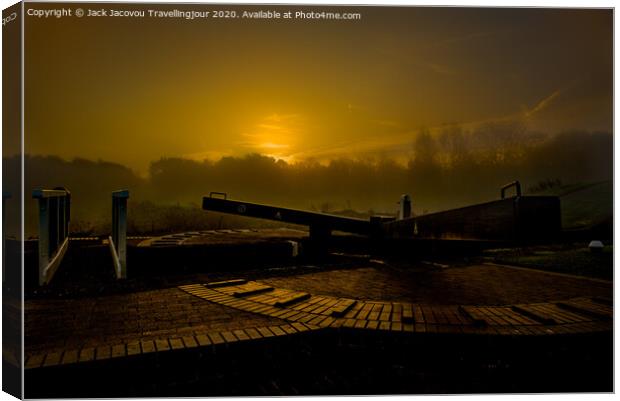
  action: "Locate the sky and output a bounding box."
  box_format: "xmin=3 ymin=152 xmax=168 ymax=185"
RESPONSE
xmin=23 ymin=5 xmax=612 ymax=175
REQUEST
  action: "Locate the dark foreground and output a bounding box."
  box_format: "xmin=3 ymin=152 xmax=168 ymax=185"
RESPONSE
xmin=25 ymin=328 xmax=612 ymax=397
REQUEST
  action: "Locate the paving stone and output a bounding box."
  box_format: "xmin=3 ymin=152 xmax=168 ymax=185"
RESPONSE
xmin=140 ymin=340 xmax=156 ymax=354
xmin=232 ymin=330 xmax=250 ymax=341
xmin=257 ymin=327 xmax=275 ymax=338
xmin=274 ymin=293 xmax=311 ymax=308
xmin=127 ymin=342 xmax=141 ymax=356
xmin=268 ymin=326 xmax=286 ymax=336
xmin=205 ymin=279 xmax=248 ymax=288
xmin=195 ymin=334 xmax=212 ymax=347
xmin=354 ymin=320 xmax=367 ymax=329
xmin=61 ymin=349 xmax=79 ymax=365
xmin=43 ymin=352 xmax=62 ymax=367
xmin=330 ymin=299 xmax=357 ymax=317
xmin=95 ymin=345 xmax=111 ymax=360
xmin=245 ymin=328 xmax=263 ymax=339
xmin=281 ymin=325 xmax=298 ymax=335
xmin=26 ymin=354 xmax=45 ymax=369
xmin=208 ymin=332 xmax=225 ymax=345
xmin=78 ymin=348 xmax=95 ymax=363
xmin=169 ymin=338 xmax=185 ymax=350
xmin=111 ymin=344 xmax=126 ymax=358
xmin=182 ymin=336 xmax=198 ymax=348
xmin=366 ymin=321 xmax=380 ymax=330
xmin=155 ymin=339 xmax=171 ymax=352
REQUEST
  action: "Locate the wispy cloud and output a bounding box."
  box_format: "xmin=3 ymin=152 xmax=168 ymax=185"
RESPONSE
xmin=524 ymin=89 xmax=562 ymax=118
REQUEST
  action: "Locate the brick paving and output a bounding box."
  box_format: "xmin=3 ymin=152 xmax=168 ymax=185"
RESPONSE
xmin=24 ymin=262 xmax=612 ymax=370
xmin=25 ymin=287 xmax=285 ymax=356
xmin=261 ymin=264 xmax=612 ymax=305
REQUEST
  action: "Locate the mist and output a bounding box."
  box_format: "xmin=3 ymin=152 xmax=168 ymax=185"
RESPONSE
xmin=10 ymin=129 xmax=612 ymax=237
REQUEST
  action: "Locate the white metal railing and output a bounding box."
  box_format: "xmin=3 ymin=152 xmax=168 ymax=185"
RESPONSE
xmin=109 ymin=190 xmax=129 ymax=279
xmin=32 ymin=188 xmax=71 ymax=285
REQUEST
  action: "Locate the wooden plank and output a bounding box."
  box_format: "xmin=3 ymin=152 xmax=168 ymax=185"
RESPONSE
xmin=127 ymin=341 xmax=141 ymax=356
xmin=78 ymin=347 xmax=95 ymax=363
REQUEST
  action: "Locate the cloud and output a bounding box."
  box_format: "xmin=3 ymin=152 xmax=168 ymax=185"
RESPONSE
xmin=525 ymin=89 xmax=562 ymax=118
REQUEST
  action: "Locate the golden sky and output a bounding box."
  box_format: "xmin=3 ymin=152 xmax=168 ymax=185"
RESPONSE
xmin=24 ymin=5 xmax=612 ymax=174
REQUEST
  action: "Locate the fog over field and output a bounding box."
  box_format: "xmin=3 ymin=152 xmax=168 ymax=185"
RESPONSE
xmin=8 ymin=127 xmax=611 ymax=236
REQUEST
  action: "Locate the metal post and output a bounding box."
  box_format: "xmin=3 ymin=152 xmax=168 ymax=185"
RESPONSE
xmin=33 ymin=188 xmax=70 ymax=285
xmin=3 ymin=191 xmax=10 ymax=283
xmin=398 ymin=194 xmax=412 ymax=220
xmin=37 ymin=197 xmax=50 ymax=286
xmin=112 ymin=190 xmax=129 ymax=279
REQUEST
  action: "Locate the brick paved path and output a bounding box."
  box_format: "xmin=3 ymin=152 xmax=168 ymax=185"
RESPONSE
xmin=25 ymin=287 xmax=285 ymax=356
xmin=262 ymin=264 xmax=612 ymax=305
xmin=25 ymin=262 xmax=612 ymax=369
